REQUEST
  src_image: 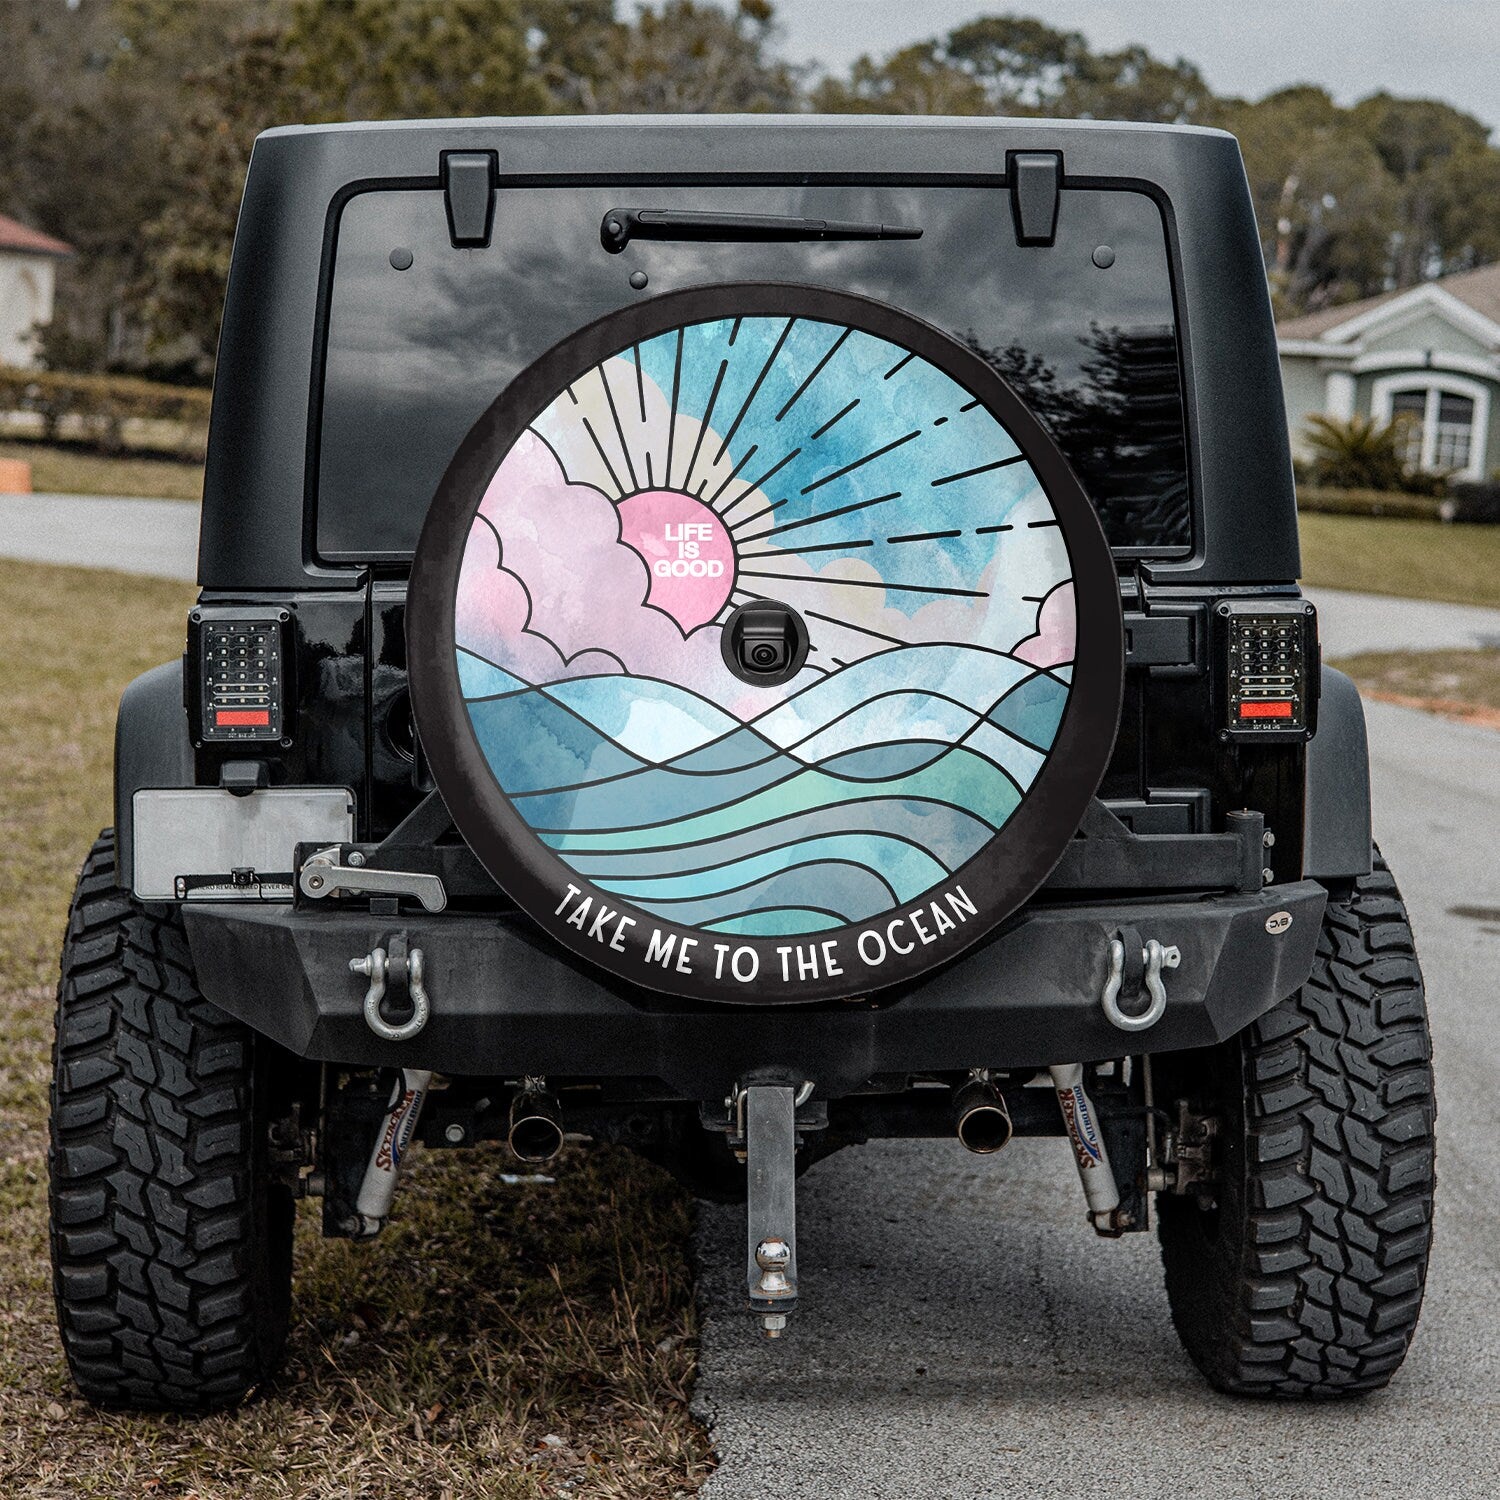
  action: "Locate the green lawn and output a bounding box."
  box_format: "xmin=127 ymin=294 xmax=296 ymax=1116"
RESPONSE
xmin=1330 ymin=648 xmax=1500 ymax=725
xmin=1299 ymin=512 xmax=1500 ymax=609
xmin=0 ymin=440 xmax=202 ymax=501
xmin=0 ymin=559 xmax=710 ymax=1499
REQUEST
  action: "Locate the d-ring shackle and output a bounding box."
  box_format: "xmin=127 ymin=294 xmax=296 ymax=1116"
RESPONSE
xmin=350 ymin=945 xmax=431 ymax=1042
xmin=1100 ymin=937 xmax=1180 ymax=1032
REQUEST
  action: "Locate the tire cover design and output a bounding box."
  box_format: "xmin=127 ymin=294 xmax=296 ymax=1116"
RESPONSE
xmin=408 ymin=284 xmax=1122 ymax=1003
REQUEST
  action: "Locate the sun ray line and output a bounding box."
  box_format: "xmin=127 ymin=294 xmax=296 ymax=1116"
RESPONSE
xmin=735 ymin=490 xmax=901 ymax=545
xmin=742 ymin=446 xmax=802 ymax=493
xmin=810 ymin=398 xmax=859 ymax=440
xmin=800 ymin=430 xmax=921 ymax=495
xmin=931 ymin=454 xmax=1026 ymax=487
xmin=664 ymin=327 xmax=684 ymax=488
xmin=888 ymin=528 xmax=963 ymax=544
xmin=775 ymin=328 xmax=850 ymax=423
xmin=580 ymin=416 xmax=625 ymax=498
xmin=883 ymin=351 xmax=914 ymax=380
xmin=713 ymin=317 xmax=795 ymax=466
xmin=706 ymin=443 xmax=758 ymax=507
xmin=718 ymin=447 xmax=802 ymax=525
xmin=726 ymin=498 xmax=790 ymax=535
xmin=736 ymin=569 xmax=988 ymax=599
xmin=683 ymin=358 xmax=728 ymax=494
xmin=597 ymin=363 xmax=638 ymax=491
xmin=974 ymin=523 xmax=1015 ymax=535
xmin=739 ymin=538 xmax=875 ymax=558
xmin=633 ymin=343 xmax=647 ymax=422
xmin=803 ymin=608 xmax=908 ymax=647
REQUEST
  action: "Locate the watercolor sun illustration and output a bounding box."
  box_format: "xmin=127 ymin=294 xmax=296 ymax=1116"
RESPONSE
xmin=452 ymin=312 xmax=1077 ymax=938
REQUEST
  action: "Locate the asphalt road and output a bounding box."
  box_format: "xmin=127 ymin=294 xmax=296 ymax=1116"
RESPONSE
xmin=693 ymin=674 xmax=1500 ymax=1496
xmin=1305 ymin=585 xmax=1500 ymax=655
xmin=0 ymin=493 xmax=199 ymax=580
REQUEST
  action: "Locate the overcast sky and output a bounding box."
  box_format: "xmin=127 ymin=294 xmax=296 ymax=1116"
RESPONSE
xmin=775 ymin=1 xmax=1500 ymax=125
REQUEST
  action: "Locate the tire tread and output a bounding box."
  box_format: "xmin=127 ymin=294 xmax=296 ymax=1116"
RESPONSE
xmin=48 ymin=831 xmax=292 ymax=1411
xmin=1160 ymin=851 xmax=1436 ymax=1397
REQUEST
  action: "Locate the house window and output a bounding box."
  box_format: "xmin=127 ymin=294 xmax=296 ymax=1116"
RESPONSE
xmin=1372 ymin=375 xmax=1488 ymax=480
xmin=1432 ymin=392 xmax=1474 ymax=471
xmin=1388 ymin=389 xmax=1427 ymax=469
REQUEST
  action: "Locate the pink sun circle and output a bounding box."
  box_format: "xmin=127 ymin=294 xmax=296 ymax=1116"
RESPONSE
xmin=616 ymin=490 xmax=736 ymax=631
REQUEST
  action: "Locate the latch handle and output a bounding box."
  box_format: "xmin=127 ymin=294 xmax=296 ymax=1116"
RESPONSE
xmin=442 ymin=150 xmax=497 ymax=248
xmin=1008 ymin=150 xmax=1062 ymax=246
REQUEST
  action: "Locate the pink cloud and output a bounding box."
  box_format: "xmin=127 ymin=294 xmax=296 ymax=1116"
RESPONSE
xmin=1014 ymin=581 xmax=1076 ymax=668
xmin=455 ymin=432 xmax=809 ymax=706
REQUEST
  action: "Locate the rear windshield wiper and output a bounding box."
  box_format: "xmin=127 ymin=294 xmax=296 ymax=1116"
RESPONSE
xmin=600 ymin=208 xmax=922 ymax=255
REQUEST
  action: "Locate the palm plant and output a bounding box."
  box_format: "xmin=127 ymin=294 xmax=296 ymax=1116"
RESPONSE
xmin=1301 ymin=411 xmax=1420 ymax=491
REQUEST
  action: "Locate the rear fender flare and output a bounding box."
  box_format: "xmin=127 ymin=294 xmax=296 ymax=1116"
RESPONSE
xmin=1303 ymin=666 xmax=1372 ymax=881
xmin=114 ymin=661 xmax=194 ymax=885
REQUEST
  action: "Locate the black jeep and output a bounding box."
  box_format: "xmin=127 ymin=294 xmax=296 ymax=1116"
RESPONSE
xmin=50 ymin=116 xmax=1435 ymax=1410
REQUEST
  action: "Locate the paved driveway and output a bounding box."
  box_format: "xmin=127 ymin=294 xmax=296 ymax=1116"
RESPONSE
xmin=1304 ymin=585 xmax=1500 ymax=655
xmin=0 ymin=493 xmax=198 ymax=581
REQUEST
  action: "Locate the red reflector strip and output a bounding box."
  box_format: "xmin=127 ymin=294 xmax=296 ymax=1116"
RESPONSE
xmin=1239 ymin=701 xmax=1293 ymax=720
xmin=215 ymin=709 xmax=270 ymax=727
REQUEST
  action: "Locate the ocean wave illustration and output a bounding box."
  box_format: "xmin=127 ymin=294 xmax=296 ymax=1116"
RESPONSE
xmin=461 ymin=641 xmax=1067 ymax=934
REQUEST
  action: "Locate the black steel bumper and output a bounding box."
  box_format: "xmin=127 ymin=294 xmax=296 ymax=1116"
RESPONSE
xmin=182 ymin=879 xmax=1327 ymax=1100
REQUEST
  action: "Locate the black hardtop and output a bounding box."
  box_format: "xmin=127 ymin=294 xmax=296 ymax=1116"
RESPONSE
xmin=202 ymin=114 xmax=1296 ymax=592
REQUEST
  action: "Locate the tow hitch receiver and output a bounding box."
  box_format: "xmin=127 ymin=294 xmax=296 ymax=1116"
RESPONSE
xmin=743 ymin=1084 xmax=800 ymax=1337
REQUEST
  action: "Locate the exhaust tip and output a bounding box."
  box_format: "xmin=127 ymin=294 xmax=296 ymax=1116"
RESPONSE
xmin=508 ymin=1090 xmax=564 ymax=1164
xmin=954 ymin=1080 xmax=1013 ymax=1154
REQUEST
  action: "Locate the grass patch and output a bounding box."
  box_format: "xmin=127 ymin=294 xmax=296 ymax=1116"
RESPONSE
xmin=1332 ymin=648 xmax=1500 ymax=729
xmin=1298 ymin=512 xmax=1500 ymax=608
xmin=0 ymin=559 xmax=711 ymax=1498
xmin=0 ymin=440 xmax=202 ymax=502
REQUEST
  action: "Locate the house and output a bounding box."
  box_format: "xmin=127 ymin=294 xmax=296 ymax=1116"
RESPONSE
xmin=0 ymin=212 xmax=73 ymax=368
xmin=1277 ymin=263 xmax=1500 ymax=483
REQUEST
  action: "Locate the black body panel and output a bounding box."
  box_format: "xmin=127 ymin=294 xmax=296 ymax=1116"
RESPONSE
xmin=202 ymin=116 xmax=1296 ymax=592
xmin=100 ymin=115 xmax=1366 ymax=1108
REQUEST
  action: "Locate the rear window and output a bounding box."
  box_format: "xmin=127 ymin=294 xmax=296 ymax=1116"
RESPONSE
xmin=318 ymin=183 xmax=1189 ymax=562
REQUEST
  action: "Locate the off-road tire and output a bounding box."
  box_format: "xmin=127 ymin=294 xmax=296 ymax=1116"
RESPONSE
xmin=48 ymin=831 xmax=295 ymax=1411
xmin=1157 ymin=850 xmax=1436 ymax=1396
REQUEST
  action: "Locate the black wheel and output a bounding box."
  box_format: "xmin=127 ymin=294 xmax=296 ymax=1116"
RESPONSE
xmin=48 ymin=831 xmax=295 ymax=1411
xmin=1156 ymin=850 xmax=1436 ymax=1397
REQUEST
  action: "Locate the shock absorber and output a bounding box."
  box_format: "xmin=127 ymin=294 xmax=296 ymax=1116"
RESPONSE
xmin=349 ymin=1068 xmax=432 ymax=1238
xmin=1050 ymin=1062 xmax=1124 ymax=1235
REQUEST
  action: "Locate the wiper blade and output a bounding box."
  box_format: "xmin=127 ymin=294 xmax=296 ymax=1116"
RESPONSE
xmin=600 ymin=208 xmax=922 ymax=255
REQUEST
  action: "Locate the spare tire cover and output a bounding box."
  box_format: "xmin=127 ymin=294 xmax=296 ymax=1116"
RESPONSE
xmin=408 ymin=284 xmax=1122 ymax=1004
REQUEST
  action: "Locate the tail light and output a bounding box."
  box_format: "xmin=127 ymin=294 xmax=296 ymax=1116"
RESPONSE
xmin=1214 ymin=598 xmax=1319 ymax=743
xmin=186 ymin=606 xmax=291 ymax=746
